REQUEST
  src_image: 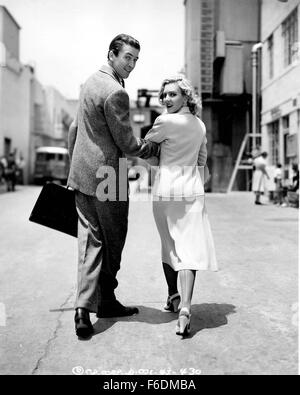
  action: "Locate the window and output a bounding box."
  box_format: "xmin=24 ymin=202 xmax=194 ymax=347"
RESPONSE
xmin=46 ymin=153 xmax=55 ymax=161
xmin=36 ymin=153 xmax=46 ymax=161
xmin=268 ymin=121 xmax=280 ymax=165
xmin=282 ymin=7 xmax=298 ymax=67
xmin=267 ymin=34 xmax=274 ymax=79
xmin=282 ymin=115 xmax=289 ymax=131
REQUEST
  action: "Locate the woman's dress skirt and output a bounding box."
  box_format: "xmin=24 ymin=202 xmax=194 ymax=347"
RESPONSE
xmin=252 ymin=170 xmax=267 ymax=193
xmin=153 ymin=196 xmax=218 ymax=272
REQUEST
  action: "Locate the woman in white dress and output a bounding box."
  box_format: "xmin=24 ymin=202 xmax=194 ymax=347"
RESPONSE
xmin=252 ymin=152 xmax=270 ymax=205
xmin=145 ymin=76 xmax=218 ymax=336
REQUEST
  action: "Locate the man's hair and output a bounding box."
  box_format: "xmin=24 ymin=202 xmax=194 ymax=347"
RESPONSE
xmin=107 ymin=34 xmax=140 ymax=59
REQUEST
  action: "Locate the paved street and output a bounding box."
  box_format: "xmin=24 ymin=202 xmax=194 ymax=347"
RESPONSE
xmin=0 ymin=185 xmax=298 ymax=375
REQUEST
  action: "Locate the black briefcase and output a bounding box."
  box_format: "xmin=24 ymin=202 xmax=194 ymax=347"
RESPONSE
xmin=29 ymin=182 xmax=78 ymax=237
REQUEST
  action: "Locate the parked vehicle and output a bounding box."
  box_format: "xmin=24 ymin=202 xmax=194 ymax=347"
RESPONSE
xmin=34 ymin=146 xmax=69 ymax=185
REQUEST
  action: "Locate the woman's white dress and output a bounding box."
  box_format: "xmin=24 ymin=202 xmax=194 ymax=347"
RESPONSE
xmin=252 ymin=156 xmax=268 ymax=193
xmin=145 ymin=107 xmax=218 ymax=272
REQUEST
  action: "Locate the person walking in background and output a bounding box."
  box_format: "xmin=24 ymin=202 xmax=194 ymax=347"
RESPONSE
xmin=0 ymin=156 xmax=7 ymax=185
xmin=16 ymin=154 xmax=26 ymax=185
xmin=145 ymin=76 xmax=218 ymax=337
xmin=290 ymin=163 xmax=299 ymax=192
xmin=251 ymin=145 xmax=262 ymax=161
xmin=4 ymin=153 xmax=17 ymax=192
xmin=285 ymin=163 xmax=300 ymax=208
xmin=68 ymin=34 xmax=159 ymax=339
xmin=252 ymin=152 xmax=270 ymax=205
xmin=274 ymin=163 xmax=283 ymax=206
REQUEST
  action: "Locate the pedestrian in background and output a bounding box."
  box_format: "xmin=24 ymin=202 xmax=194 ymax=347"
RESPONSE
xmin=290 ymin=163 xmax=299 ymax=192
xmin=251 ymin=144 xmax=262 ymax=161
xmin=0 ymin=156 xmax=7 ymax=185
xmin=4 ymin=153 xmax=17 ymax=192
xmin=284 ymin=163 xmax=300 ymax=208
xmin=274 ymin=163 xmax=283 ymax=206
xmin=252 ymin=151 xmax=270 ymax=205
xmin=68 ymin=34 xmax=159 ymax=339
xmin=145 ymin=76 xmax=218 ymax=337
xmin=16 ymin=154 xmax=26 ymax=185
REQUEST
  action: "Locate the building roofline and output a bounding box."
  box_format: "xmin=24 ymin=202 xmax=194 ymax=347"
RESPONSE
xmin=0 ymin=5 xmax=21 ymax=30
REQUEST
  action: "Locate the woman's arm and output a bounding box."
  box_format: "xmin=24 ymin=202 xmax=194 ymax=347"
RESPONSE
xmin=197 ymin=139 xmax=207 ymax=167
xmin=197 ymin=137 xmax=210 ymax=184
xmin=261 ymin=163 xmax=270 ymax=179
xmin=144 ymin=116 xmax=167 ymax=144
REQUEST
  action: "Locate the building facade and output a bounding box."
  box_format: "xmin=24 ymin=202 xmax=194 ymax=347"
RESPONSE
xmin=0 ymin=6 xmax=33 ymax=183
xmin=184 ymin=0 xmax=260 ymax=191
xmin=0 ymin=6 xmax=75 ymax=183
xmin=261 ymin=0 xmax=300 ymax=183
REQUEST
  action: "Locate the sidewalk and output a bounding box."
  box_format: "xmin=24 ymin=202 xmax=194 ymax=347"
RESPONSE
xmin=0 ymin=187 xmax=298 ymax=375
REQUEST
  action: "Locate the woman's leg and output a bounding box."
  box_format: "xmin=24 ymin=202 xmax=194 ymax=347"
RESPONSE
xmin=162 ymin=263 xmax=180 ymax=312
xmin=179 ymin=269 xmax=196 ymax=311
xmin=176 ymin=269 xmax=196 ymax=335
xmin=255 ymin=191 xmax=261 ymax=204
xmin=162 ymin=262 xmax=178 ymax=296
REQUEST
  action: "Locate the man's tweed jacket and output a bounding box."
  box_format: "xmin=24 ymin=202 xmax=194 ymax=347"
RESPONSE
xmin=68 ymin=65 xmax=152 ymax=197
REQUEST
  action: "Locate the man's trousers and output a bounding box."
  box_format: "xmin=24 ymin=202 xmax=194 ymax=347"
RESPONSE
xmin=74 ymin=191 xmax=129 ymax=313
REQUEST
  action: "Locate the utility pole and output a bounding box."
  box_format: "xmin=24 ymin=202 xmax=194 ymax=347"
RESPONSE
xmin=227 ymin=42 xmax=263 ymax=193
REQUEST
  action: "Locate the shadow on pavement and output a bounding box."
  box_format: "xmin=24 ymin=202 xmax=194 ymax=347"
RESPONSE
xmin=92 ymin=303 xmax=236 ymax=338
xmin=92 ymin=306 xmax=177 ymax=336
xmin=187 ymin=303 xmax=236 ymax=339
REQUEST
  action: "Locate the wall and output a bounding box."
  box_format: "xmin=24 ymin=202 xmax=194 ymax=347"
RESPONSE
xmin=0 ymin=6 xmax=20 ymax=60
xmin=261 ymin=0 xmax=300 ymax=182
xmin=261 ymin=0 xmax=299 ymax=40
xmin=0 ymin=63 xmax=33 ymax=183
xmin=184 ymin=0 xmax=202 ymax=94
xmin=217 ymin=0 xmax=260 ymax=42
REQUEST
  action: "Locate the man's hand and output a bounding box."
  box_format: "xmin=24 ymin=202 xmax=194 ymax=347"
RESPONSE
xmin=139 ymin=140 xmax=160 ymax=159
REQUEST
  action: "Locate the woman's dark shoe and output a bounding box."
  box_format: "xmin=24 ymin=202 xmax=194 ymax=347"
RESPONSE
xmin=163 ymin=292 xmax=181 ymax=313
xmin=97 ymin=300 xmax=139 ymax=318
xmin=175 ymin=307 xmax=191 ymax=337
xmin=74 ymin=308 xmax=94 ymax=338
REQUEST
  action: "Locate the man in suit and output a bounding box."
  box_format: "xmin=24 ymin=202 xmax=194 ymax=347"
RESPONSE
xmin=68 ymin=34 xmax=158 ymax=338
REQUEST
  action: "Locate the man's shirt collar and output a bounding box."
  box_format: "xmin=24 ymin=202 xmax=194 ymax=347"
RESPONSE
xmin=99 ymin=64 xmax=125 ymax=88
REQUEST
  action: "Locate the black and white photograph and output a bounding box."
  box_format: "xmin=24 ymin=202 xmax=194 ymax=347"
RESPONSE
xmin=0 ymin=0 xmax=298 ymax=379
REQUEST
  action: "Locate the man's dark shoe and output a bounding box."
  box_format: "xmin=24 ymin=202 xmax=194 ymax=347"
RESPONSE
xmin=74 ymin=308 xmax=94 ymax=338
xmin=97 ymin=300 xmax=139 ymax=318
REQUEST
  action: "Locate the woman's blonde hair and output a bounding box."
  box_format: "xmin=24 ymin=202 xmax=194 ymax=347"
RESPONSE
xmin=158 ymin=75 xmax=202 ymax=116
